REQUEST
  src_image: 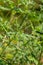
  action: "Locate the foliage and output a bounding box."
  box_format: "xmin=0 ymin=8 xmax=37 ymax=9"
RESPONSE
xmin=0 ymin=0 xmax=43 ymax=65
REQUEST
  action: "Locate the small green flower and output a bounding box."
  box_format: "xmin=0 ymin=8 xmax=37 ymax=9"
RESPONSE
xmin=5 ymin=53 xmax=14 ymax=59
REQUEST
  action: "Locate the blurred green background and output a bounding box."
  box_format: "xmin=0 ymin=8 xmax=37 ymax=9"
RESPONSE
xmin=0 ymin=0 xmax=43 ymax=65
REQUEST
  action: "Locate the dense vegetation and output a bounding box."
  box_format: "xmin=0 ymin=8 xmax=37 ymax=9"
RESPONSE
xmin=0 ymin=0 xmax=43 ymax=65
